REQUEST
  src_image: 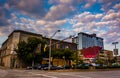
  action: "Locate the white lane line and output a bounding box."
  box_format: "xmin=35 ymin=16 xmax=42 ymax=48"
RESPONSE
xmin=29 ymin=72 xmax=58 ymax=78
xmin=61 ymin=73 xmax=92 ymax=78
xmin=49 ymin=72 xmax=92 ymax=78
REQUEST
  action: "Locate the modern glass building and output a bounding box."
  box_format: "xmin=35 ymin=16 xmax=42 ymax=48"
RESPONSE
xmin=73 ymin=32 xmax=104 ymax=50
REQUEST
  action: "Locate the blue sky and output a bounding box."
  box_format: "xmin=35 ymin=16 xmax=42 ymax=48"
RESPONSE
xmin=0 ymin=0 xmax=120 ymax=54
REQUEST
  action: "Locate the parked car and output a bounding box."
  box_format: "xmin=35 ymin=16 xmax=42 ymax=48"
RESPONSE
xmin=26 ymin=66 xmax=33 ymax=70
xmin=56 ymin=66 xmax=64 ymax=70
xmin=39 ymin=64 xmax=50 ymax=70
xmin=26 ymin=64 xmax=48 ymax=70
xmin=63 ymin=65 xmax=71 ymax=69
xmin=43 ymin=65 xmax=58 ymax=70
xmin=76 ymin=63 xmax=90 ymax=69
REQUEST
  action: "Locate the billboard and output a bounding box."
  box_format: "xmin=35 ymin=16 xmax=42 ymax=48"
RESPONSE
xmin=81 ymin=46 xmax=102 ymax=58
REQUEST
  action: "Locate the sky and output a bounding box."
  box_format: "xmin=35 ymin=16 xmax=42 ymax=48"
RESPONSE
xmin=0 ymin=0 xmax=120 ymax=54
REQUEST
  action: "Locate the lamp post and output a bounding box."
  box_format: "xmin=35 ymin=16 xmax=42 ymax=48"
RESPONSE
xmin=49 ymin=30 xmax=61 ymax=70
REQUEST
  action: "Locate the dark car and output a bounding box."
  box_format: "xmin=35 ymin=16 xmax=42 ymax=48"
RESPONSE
xmin=26 ymin=64 xmax=40 ymax=70
xmin=43 ymin=65 xmax=57 ymax=70
xmin=63 ymin=65 xmax=71 ymax=69
xmin=77 ymin=63 xmax=90 ymax=69
xmin=56 ymin=66 xmax=64 ymax=70
xmin=39 ymin=64 xmax=49 ymax=70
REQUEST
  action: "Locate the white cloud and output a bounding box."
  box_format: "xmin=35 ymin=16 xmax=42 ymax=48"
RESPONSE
xmin=114 ymin=3 xmax=120 ymax=9
xmin=73 ymin=22 xmax=84 ymax=28
xmin=45 ymin=4 xmax=75 ymax=20
xmin=98 ymin=0 xmax=118 ymax=11
xmin=36 ymin=20 xmax=46 ymax=25
xmin=84 ymin=0 xmax=96 ymax=8
xmin=102 ymin=11 xmax=120 ymax=21
xmin=84 ymin=3 xmax=91 ymax=8
xmin=60 ymin=0 xmax=73 ymax=4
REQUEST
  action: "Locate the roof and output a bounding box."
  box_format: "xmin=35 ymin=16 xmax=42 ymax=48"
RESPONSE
xmin=78 ymin=32 xmax=103 ymax=40
xmin=2 ymin=30 xmax=43 ymax=46
xmin=8 ymin=30 xmax=42 ymax=37
xmin=44 ymin=37 xmax=77 ymax=45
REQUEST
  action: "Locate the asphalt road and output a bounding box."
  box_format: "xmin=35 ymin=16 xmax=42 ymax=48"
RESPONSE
xmin=0 ymin=69 xmax=120 ymax=78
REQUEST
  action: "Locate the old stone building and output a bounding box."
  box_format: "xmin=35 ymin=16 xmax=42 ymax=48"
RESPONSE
xmin=0 ymin=30 xmax=77 ymax=68
xmin=0 ymin=30 xmax=42 ymax=68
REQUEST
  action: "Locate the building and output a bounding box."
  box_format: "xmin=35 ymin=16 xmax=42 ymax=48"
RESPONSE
xmin=0 ymin=30 xmax=43 ymax=68
xmin=43 ymin=38 xmax=77 ymax=66
xmin=0 ymin=30 xmax=77 ymax=68
xmin=116 ymin=56 xmax=120 ymax=64
xmin=72 ymin=32 xmax=104 ymax=62
xmin=73 ymin=32 xmax=104 ymax=50
xmin=44 ymin=38 xmax=77 ymax=51
xmin=104 ymin=50 xmax=114 ymax=61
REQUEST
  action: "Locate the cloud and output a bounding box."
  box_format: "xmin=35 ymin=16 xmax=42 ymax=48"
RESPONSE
xmin=98 ymin=0 xmax=118 ymax=11
xmin=45 ymin=4 xmax=75 ymax=20
xmin=0 ymin=25 xmax=15 ymax=36
xmin=84 ymin=0 xmax=96 ymax=8
xmin=0 ymin=6 xmax=11 ymax=26
xmin=114 ymin=3 xmax=120 ymax=9
xmin=102 ymin=10 xmax=120 ymax=21
xmin=47 ymin=0 xmax=84 ymax=20
xmin=11 ymin=16 xmax=67 ymax=38
xmin=49 ymin=0 xmax=83 ymax=5
xmin=6 ymin=0 xmax=48 ymax=18
xmin=73 ymin=12 xmax=103 ymax=23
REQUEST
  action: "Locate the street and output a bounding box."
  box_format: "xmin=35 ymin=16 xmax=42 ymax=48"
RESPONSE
xmin=0 ymin=69 xmax=120 ymax=78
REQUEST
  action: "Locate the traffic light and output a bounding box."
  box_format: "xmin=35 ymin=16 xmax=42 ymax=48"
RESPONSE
xmin=44 ymin=44 xmax=47 ymax=52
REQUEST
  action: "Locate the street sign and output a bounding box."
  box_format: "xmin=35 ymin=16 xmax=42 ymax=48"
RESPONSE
xmin=113 ymin=49 xmax=118 ymax=55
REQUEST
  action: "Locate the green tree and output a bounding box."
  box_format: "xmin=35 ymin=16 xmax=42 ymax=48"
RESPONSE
xmin=51 ymin=48 xmax=74 ymax=66
xmin=16 ymin=37 xmax=46 ymax=67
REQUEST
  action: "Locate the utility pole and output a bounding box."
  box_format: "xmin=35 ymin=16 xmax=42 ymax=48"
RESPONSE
xmin=112 ymin=42 xmax=119 ymax=63
xmin=49 ymin=30 xmax=61 ymax=70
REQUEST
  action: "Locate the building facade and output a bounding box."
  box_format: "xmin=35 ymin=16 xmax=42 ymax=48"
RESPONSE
xmin=0 ymin=30 xmax=77 ymax=68
xmin=73 ymin=32 xmax=104 ymax=50
xmin=0 ymin=30 xmax=42 ymax=68
xmin=44 ymin=38 xmax=77 ymax=51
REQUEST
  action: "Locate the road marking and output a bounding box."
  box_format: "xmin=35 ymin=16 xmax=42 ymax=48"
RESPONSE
xmin=29 ymin=72 xmax=58 ymax=78
xmin=49 ymin=72 xmax=92 ymax=78
xmin=61 ymin=73 xmax=92 ymax=78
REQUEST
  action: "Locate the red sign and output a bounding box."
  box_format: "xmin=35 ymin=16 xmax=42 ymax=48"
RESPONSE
xmin=81 ymin=46 xmax=102 ymax=58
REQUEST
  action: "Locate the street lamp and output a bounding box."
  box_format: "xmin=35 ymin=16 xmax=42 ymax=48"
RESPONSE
xmin=49 ymin=30 xmax=61 ymax=70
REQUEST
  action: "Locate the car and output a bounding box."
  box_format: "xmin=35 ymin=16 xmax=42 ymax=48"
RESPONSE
xmin=63 ymin=65 xmax=71 ymax=69
xmin=76 ymin=63 xmax=91 ymax=69
xmin=39 ymin=64 xmax=50 ymax=70
xmin=56 ymin=66 xmax=64 ymax=70
xmin=26 ymin=66 xmax=33 ymax=70
xmin=26 ymin=64 xmax=46 ymax=70
xmin=43 ymin=65 xmax=58 ymax=70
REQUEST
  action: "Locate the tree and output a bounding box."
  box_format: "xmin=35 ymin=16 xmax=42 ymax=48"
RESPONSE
xmin=51 ymin=48 xmax=74 ymax=66
xmin=15 ymin=37 xmax=46 ymax=67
